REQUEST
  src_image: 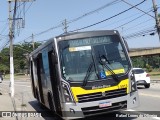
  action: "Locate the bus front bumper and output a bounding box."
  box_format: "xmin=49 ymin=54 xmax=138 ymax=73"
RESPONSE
xmin=61 ymin=91 xmax=139 ymax=120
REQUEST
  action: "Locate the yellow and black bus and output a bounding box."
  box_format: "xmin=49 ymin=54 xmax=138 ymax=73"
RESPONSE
xmin=29 ymin=30 xmax=139 ymax=119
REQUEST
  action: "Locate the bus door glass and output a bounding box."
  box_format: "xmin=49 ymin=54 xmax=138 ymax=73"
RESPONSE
xmin=42 ymin=48 xmax=50 ymax=88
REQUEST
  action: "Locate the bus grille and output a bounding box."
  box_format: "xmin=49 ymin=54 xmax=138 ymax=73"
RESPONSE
xmin=81 ymin=101 xmax=127 ymax=116
xmin=77 ymin=88 xmax=127 ymax=103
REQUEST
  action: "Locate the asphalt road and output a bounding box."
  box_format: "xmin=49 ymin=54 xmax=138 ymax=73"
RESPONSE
xmin=0 ymin=79 xmax=160 ymax=120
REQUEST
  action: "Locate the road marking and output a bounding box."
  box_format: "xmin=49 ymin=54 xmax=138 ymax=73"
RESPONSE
xmin=139 ymin=93 xmax=160 ymax=98
xmin=126 ymin=109 xmax=160 ymax=120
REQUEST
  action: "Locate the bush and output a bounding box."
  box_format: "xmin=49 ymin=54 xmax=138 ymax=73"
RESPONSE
xmin=146 ymin=64 xmax=152 ymax=72
xmin=15 ymin=73 xmax=25 ymax=76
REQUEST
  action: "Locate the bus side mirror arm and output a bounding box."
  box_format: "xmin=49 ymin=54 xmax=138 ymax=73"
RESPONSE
xmin=52 ymin=52 xmax=58 ymax=64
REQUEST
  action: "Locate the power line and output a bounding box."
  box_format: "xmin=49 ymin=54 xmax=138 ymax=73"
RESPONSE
xmin=68 ymin=0 xmax=146 ymax=33
xmin=22 ymin=23 xmax=63 ymax=42
xmin=68 ymin=0 xmax=122 ymax=24
xmin=14 ymin=2 xmax=26 ymax=36
xmin=121 ymin=0 xmax=155 ymax=18
xmin=0 ymin=22 xmax=9 ymax=35
xmin=12 ymin=0 xmax=18 ymax=37
xmin=0 ymin=39 xmax=9 ymax=51
xmin=123 ymin=18 xmax=152 ymax=32
xmin=14 ymin=2 xmax=32 ymax=37
xmin=127 ymin=26 xmax=155 ymax=35
xmin=113 ymin=9 xmax=153 ymax=29
xmin=0 ymin=34 xmax=8 ymax=38
xmin=21 ymin=0 xmax=122 ymax=42
xmin=122 ymin=6 xmax=160 ymax=33
xmin=16 ymin=2 xmax=26 ymax=19
xmin=11 ymin=1 xmax=34 ymax=39
xmin=24 ymin=1 xmax=34 ymax=14
xmin=124 ymin=26 xmax=156 ymax=39
xmin=95 ymin=7 xmax=153 ymax=30
xmin=10 ymin=2 xmax=24 ymax=12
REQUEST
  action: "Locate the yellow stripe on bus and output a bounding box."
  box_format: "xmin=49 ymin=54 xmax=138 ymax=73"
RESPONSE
xmin=105 ymin=69 xmax=125 ymax=75
xmin=71 ymin=79 xmax=129 ymax=102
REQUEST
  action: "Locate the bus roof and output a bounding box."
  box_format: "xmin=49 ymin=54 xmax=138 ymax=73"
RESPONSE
xmin=30 ymin=30 xmax=120 ymax=56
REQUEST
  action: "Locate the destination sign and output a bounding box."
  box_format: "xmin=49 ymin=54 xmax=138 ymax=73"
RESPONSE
xmin=69 ymin=36 xmax=111 ymax=47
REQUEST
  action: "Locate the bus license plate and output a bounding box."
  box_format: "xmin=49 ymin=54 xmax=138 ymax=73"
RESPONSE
xmin=99 ymin=102 xmax=112 ymax=108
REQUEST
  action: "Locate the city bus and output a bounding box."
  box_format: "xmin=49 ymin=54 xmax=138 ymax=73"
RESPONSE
xmin=29 ymin=30 xmax=139 ymax=119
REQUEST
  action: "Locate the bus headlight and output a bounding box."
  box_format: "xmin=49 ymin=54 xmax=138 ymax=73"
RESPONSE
xmin=130 ymin=72 xmax=137 ymax=93
xmin=62 ymin=82 xmax=74 ymax=103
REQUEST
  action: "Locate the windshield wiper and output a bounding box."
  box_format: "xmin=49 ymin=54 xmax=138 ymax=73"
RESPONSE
xmin=82 ymin=62 xmax=93 ymax=86
xmin=104 ymin=64 xmax=119 ymax=82
xmin=99 ymin=55 xmax=119 ymax=82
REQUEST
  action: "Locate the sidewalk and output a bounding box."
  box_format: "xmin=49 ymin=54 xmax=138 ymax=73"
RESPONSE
xmin=0 ymin=94 xmax=16 ymax=120
xmin=0 ymin=83 xmax=41 ymax=120
xmin=0 ymin=94 xmax=15 ymax=111
xmin=0 ymin=93 xmax=36 ymax=120
xmin=150 ymin=76 xmax=160 ymax=83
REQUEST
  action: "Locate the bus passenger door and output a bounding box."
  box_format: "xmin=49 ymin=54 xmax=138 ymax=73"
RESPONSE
xmin=48 ymin=51 xmax=62 ymax=116
xmin=36 ymin=54 xmax=45 ymax=104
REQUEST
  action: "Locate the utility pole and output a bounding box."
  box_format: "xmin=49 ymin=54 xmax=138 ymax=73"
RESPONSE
xmin=32 ymin=33 xmax=35 ymax=50
xmin=8 ymin=0 xmax=14 ymax=97
xmin=152 ymin=0 xmax=160 ymax=42
xmin=8 ymin=0 xmax=35 ymax=97
xmin=63 ymin=19 xmax=68 ymax=33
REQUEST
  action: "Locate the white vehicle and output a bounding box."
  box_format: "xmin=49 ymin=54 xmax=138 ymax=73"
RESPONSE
xmin=133 ymin=68 xmax=150 ymax=88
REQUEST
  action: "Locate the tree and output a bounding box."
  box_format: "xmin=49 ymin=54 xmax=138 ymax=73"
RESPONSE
xmin=131 ymin=57 xmax=145 ymax=68
xmin=0 ymin=48 xmax=10 ymax=73
xmin=0 ymin=42 xmax=41 ymax=73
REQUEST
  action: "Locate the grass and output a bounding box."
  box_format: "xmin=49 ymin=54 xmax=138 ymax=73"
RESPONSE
xmin=148 ymin=71 xmax=160 ymax=76
xmin=3 ymin=74 xmax=30 ymax=80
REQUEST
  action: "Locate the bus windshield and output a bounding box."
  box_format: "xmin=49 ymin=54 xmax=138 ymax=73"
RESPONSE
xmin=58 ymin=35 xmax=130 ymax=82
